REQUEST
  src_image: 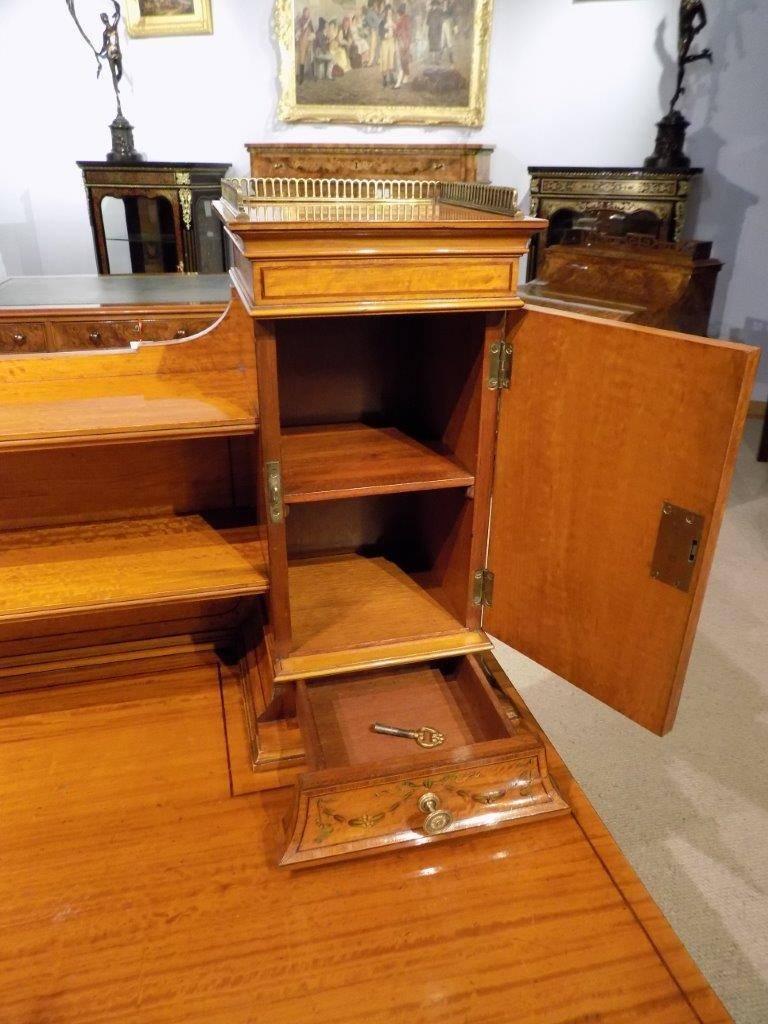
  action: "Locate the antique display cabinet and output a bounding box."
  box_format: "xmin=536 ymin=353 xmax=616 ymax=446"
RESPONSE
xmin=527 ymin=165 xmax=702 ymax=280
xmin=78 ymin=160 xmax=231 ymax=275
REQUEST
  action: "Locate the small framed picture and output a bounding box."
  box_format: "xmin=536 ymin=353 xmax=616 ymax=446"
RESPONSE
xmin=125 ymin=0 xmax=213 ymax=38
xmin=275 ymin=0 xmax=495 ymax=126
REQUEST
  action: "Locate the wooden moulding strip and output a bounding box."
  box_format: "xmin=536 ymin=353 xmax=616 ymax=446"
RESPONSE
xmin=273 ymin=631 xmax=492 ymax=683
xmin=0 ymin=638 xmax=224 ymax=696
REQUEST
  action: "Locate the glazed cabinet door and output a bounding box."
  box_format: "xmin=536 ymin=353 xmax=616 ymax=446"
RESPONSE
xmin=485 ymin=306 xmax=759 ymax=735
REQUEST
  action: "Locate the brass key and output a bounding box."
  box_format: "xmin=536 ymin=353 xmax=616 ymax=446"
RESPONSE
xmin=371 ymin=722 xmax=445 ymax=749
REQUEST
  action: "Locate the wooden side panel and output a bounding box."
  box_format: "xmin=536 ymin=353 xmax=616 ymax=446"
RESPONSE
xmin=487 ymin=307 xmax=759 ymax=735
xmin=253 ymin=319 xmax=292 ymax=656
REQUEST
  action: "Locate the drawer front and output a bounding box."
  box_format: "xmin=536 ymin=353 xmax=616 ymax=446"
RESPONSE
xmin=0 ymin=322 xmax=47 ymax=353
xmin=259 ymin=258 xmax=517 ymax=307
xmin=48 ymin=320 xmax=139 ymax=350
xmin=282 ymin=748 xmax=567 ymax=867
xmin=139 ymin=316 xmax=217 ymax=341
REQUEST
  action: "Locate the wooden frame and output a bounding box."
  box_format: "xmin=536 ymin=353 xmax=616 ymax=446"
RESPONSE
xmin=124 ymin=0 xmax=213 ymax=37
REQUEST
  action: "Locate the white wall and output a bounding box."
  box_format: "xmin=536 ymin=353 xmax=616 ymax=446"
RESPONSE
xmin=0 ymin=0 xmax=765 ymax=395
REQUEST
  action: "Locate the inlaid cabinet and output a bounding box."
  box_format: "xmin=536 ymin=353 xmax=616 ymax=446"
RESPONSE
xmin=0 ymin=172 xmax=757 ymax=1021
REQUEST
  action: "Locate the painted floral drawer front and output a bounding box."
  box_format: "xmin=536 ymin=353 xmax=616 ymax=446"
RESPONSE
xmin=282 ymin=751 xmax=568 ymax=866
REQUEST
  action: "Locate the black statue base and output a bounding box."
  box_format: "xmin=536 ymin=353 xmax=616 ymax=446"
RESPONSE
xmin=107 ymin=114 xmax=144 ymax=163
xmin=644 ymin=110 xmax=691 ymax=170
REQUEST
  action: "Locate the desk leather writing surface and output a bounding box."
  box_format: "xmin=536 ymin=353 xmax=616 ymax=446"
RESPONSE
xmin=0 ymin=273 xmax=230 ymax=309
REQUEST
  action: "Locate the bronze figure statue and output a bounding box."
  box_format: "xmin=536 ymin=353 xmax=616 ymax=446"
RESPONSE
xmin=65 ymin=0 xmax=142 ymax=162
xmin=669 ymin=0 xmax=713 ymax=112
xmin=645 ymin=0 xmax=713 ymax=170
xmin=97 ymin=3 xmax=125 ymax=117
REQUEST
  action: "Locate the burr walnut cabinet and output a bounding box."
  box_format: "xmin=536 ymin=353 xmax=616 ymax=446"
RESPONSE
xmin=0 ymin=174 xmax=758 ymax=1021
xmin=246 ymin=142 xmax=493 ymax=184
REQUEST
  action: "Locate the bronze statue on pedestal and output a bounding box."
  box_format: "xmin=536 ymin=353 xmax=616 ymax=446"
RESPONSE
xmin=645 ymin=0 xmax=713 ymax=170
xmin=669 ymin=0 xmax=713 ymax=113
xmin=65 ymin=0 xmax=143 ymax=163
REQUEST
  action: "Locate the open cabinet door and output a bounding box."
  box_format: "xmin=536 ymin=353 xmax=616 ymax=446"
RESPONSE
xmin=485 ymin=307 xmax=759 ymax=735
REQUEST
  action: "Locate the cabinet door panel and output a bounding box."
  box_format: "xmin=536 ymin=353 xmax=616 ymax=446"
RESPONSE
xmin=486 ymin=306 xmax=759 ymax=735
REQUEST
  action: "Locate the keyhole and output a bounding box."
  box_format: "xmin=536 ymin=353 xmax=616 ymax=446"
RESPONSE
xmin=688 ymin=538 xmax=699 ymax=564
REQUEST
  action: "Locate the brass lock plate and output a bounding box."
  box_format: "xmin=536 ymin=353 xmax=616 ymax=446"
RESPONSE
xmin=650 ymin=501 xmax=704 ymax=592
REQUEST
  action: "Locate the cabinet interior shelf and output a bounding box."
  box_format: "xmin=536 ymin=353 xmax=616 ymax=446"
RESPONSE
xmin=0 ymin=373 xmax=256 ymax=451
xmin=276 ymin=552 xmax=489 ymax=680
xmin=281 ymin=423 xmax=474 ymax=503
xmin=0 ymin=515 xmax=268 ymax=626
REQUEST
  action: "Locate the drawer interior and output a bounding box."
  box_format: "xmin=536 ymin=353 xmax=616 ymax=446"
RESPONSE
xmin=297 ymin=657 xmax=514 ymax=771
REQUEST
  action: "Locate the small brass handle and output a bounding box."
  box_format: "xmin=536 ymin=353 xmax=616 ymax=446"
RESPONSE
xmin=432 ymin=161 xmax=446 ymax=169
xmin=272 ymin=161 xmax=285 ymax=169
xmin=11 ymin=332 xmax=25 ymax=343
xmin=89 ymin=330 xmax=101 ymax=342
xmin=174 ymin=328 xmax=188 ymax=338
xmin=418 ymin=793 xmax=454 ymax=836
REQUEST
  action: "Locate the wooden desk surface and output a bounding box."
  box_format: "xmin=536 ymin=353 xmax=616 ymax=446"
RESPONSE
xmin=0 ymin=655 xmax=730 ymax=1024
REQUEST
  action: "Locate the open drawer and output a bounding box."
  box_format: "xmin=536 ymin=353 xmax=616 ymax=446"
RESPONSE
xmin=280 ymin=655 xmax=568 ymax=867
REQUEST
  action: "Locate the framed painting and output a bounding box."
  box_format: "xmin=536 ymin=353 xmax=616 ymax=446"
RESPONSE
xmin=275 ymin=0 xmax=494 ymax=126
xmin=125 ymin=0 xmax=213 ymax=38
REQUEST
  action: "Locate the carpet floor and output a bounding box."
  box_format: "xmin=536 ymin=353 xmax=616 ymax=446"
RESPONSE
xmin=493 ymin=417 xmax=768 ymax=1024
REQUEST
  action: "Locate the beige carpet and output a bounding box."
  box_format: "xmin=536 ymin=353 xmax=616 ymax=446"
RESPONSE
xmin=493 ymin=418 xmax=768 ymax=1024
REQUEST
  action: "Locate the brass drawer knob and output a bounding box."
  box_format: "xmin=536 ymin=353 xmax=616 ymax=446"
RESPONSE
xmin=89 ymin=330 xmax=102 ymax=342
xmin=174 ymin=328 xmax=188 ymax=338
xmin=418 ymin=793 xmax=454 ymax=836
xmin=11 ymin=332 xmax=25 ymax=343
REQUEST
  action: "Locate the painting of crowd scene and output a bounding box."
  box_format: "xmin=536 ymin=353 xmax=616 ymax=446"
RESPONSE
xmin=287 ymin=0 xmax=487 ymax=113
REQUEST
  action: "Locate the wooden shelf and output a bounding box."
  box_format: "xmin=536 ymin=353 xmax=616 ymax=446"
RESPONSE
xmin=281 ymin=423 xmax=473 ymax=503
xmin=0 ymin=515 xmax=268 ymax=625
xmin=0 ymin=373 xmax=255 ymax=452
xmin=275 ymin=552 xmax=489 ymax=680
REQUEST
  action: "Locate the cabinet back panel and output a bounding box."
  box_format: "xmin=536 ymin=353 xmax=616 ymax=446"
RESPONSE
xmin=276 ymin=313 xmax=484 ymax=461
xmin=0 ymin=439 xmax=237 ymax=531
xmin=285 ymin=491 xmax=465 ymax=568
xmin=286 ymin=490 xmax=473 ymax=622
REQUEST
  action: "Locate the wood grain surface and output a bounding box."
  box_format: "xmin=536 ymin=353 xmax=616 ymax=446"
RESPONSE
xmin=286 ymin=553 xmax=471 ymax=657
xmin=0 ymin=658 xmax=730 ymax=1023
xmin=0 ymin=296 xmax=256 ymax=451
xmin=282 ymin=423 xmax=473 ymax=503
xmin=0 ymin=515 xmax=268 ymax=624
xmin=487 ymin=307 xmax=759 ymax=735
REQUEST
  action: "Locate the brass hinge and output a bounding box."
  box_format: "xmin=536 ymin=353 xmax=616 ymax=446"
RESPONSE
xmin=488 ymin=341 xmax=512 ymax=390
xmin=472 ymin=568 xmax=495 ymax=607
xmin=265 ymin=460 xmax=284 ymax=524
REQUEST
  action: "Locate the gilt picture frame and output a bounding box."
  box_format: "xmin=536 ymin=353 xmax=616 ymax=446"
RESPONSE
xmin=125 ymin=0 xmax=213 ymax=38
xmin=275 ymin=0 xmax=494 ymax=126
